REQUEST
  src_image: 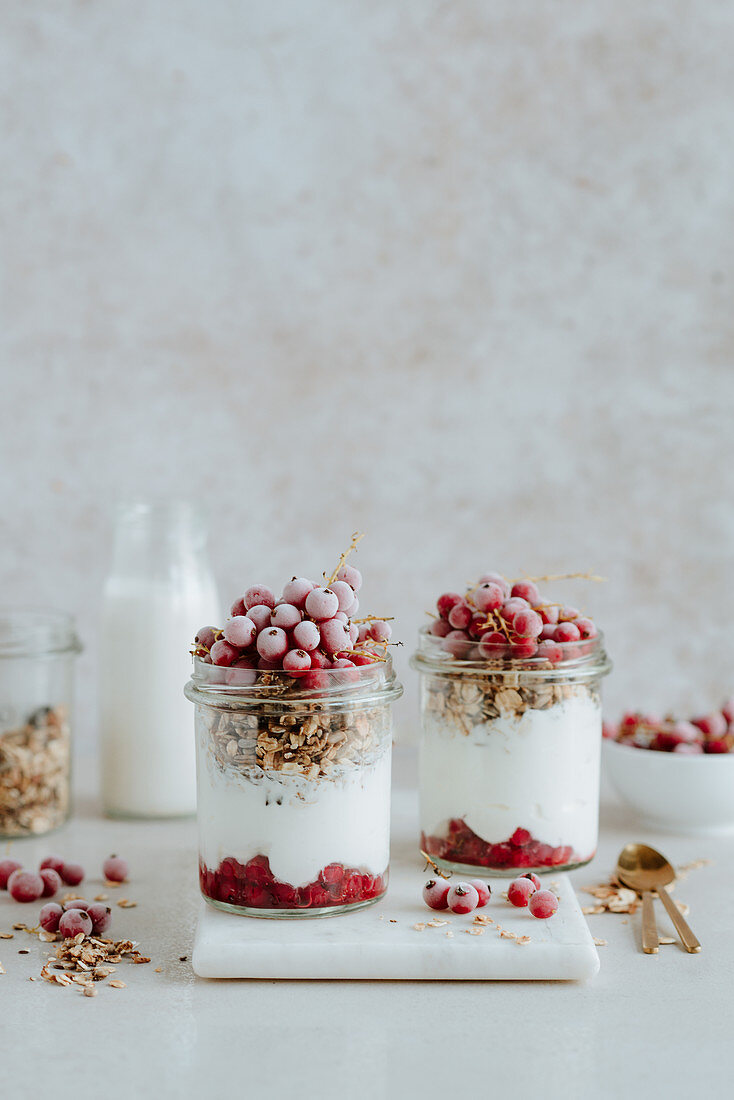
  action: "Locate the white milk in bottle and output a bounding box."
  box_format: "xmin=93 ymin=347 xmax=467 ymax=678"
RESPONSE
xmin=99 ymin=500 xmax=219 ymax=817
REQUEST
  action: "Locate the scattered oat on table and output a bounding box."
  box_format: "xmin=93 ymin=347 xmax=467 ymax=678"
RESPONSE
xmin=593 ymin=938 xmax=607 ymax=947
xmin=412 ymin=923 xmax=426 ymax=931
xmin=109 ymin=980 xmax=126 ymax=989
xmin=117 ymin=899 xmax=137 ymax=909
xmin=94 ymin=894 xmax=109 ymax=902
xmin=0 ymin=933 xmax=13 ymax=940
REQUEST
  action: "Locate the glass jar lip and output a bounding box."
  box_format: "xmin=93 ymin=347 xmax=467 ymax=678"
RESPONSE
xmin=185 ymin=653 xmax=403 ymax=706
xmin=411 ymin=626 xmax=611 ymax=679
xmin=0 ymin=608 xmax=82 ymax=659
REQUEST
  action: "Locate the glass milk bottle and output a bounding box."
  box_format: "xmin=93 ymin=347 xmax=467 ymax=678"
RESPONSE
xmin=100 ymin=500 xmax=219 ymax=817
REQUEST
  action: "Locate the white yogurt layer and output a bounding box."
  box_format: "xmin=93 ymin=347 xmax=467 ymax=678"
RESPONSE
xmin=197 ymin=749 xmax=391 ymax=887
xmin=419 ymin=691 xmax=601 ymax=856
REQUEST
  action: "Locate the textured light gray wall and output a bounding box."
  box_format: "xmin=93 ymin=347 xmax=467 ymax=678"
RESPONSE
xmin=2 ymin=1 xmax=733 ymax=750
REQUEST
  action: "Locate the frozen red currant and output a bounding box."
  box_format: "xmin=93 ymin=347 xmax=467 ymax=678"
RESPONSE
xmin=0 ymin=859 xmax=22 ymax=889
xmin=335 ymin=564 xmax=362 ymax=592
xmin=437 ymin=592 xmax=463 ymax=620
xmin=103 ymin=855 xmax=129 ymax=883
xmin=222 ymin=616 xmax=257 ymax=648
xmin=507 ymin=878 xmax=535 ymax=907
xmin=510 ymin=581 xmax=541 ymax=605
xmin=39 ymin=902 xmax=64 ymax=932
xmin=210 ymin=639 xmax=239 ymax=666
xmin=39 ymin=869 xmax=62 ymax=897
xmin=512 ymin=609 xmax=543 ymax=639
xmin=60 ymin=862 xmax=85 ymax=887
xmin=281 ymin=577 xmax=315 ymax=607
xmin=39 ymin=855 xmax=65 ymax=876
xmin=59 ymin=908 xmax=93 ymax=938
xmin=86 ymin=902 xmax=112 ymax=935
xmin=448 ymin=602 xmax=473 ymax=630
xmin=244 ymin=585 xmax=276 ymax=611
xmin=554 ymin=622 xmax=581 ymax=643
xmin=447 ymin=882 xmax=479 ymax=914
xmin=472 ymin=583 xmax=504 ymax=613
xmin=522 ymin=872 xmax=542 ymax=890
xmin=468 ymin=879 xmax=491 ymax=907
xmin=422 ymin=879 xmax=451 ymax=910
xmin=528 ymin=889 xmax=559 ymax=919
xmin=304 ymin=587 xmax=340 ymax=621
xmin=7 ymin=870 xmax=44 ymax=903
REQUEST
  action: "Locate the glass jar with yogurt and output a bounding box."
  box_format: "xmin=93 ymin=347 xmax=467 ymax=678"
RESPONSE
xmin=412 ymin=631 xmax=612 ymax=875
xmin=0 ymin=609 xmax=82 ymax=837
xmin=185 ymin=657 xmax=402 ymax=917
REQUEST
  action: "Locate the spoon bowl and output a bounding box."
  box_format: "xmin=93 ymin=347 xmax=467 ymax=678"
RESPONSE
xmin=616 ymin=843 xmax=675 ymax=893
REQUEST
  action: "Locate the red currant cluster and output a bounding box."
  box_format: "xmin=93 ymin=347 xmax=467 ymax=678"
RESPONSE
xmin=507 ymin=875 xmax=559 ymax=918
xmin=0 ymin=853 xmax=128 ymax=938
xmin=422 ymin=873 xmax=559 ymax=919
xmin=423 ymin=877 xmax=491 ymax=914
xmin=194 ymin=556 xmax=393 ymax=688
xmin=605 ymin=700 xmax=734 ymax=754
xmin=429 ymin=573 xmax=598 ymax=664
xmin=200 ymin=855 xmax=385 ymax=911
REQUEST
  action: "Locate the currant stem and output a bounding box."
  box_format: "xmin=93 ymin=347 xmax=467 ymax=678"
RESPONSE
xmin=324 ymin=531 xmax=365 ymax=587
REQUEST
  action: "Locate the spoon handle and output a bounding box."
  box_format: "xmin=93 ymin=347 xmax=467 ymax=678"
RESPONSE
xmin=657 ymin=885 xmax=701 ymax=953
xmin=641 ymin=890 xmax=659 ymax=954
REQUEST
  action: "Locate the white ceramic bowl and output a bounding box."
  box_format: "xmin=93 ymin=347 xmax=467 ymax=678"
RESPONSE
xmin=603 ymin=739 xmax=734 ymax=835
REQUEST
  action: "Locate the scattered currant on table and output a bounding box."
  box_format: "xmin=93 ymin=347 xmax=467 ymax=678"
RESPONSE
xmin=422 ymin=879 xmax=451 ymax=910
xmin=191 ymin=534 xmax=395 ymax=678
xmin=39 ymin=869 xmax=62 ymax=897
xmin=446 ymin=882 xmax=480 ymax=914
xmin=39 ymin=902 xmax=63 ymax=932
xmin=528 ymin=889 xmax=559 ymax=919
xmin=86 ymin=902 xmax=112 ymax=935
xmin=468 ymin=879 xmax=491 ymax=907
xmin=59 ymin=908 xmax=93 ymax=938
xmin=7 ymin=870 xmax=44 ymax=903
xmin=60 ymin=862 xmax=85 ymax=886
xmin=507 ymin=877 xmax=536 ymax=908
xmin=429 ymin=571 xmax=600 ymax=665
xmin=103 ymin=854 xmax=129 ymax=882
xmin=0 ymin=859 xmax=22 ymax=889
xmin=39 ymin=855 xmax=65 ymax=876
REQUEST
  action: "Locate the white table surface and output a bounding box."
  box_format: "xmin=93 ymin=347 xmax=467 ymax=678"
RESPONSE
xmin=2 ymin=748 xmax=729 ymax=1100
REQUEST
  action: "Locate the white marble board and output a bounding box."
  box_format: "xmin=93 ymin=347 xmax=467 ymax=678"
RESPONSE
xmin=193 ymin=809 xmax=599 ymax=981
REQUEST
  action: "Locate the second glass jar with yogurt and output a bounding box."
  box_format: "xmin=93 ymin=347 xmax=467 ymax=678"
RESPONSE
xmin=413 ymin=622 xmax=611 ymax=875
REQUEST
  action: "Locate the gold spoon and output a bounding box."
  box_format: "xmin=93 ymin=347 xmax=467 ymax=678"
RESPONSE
xmin=616 ymin=843 xmax=701 ymax=954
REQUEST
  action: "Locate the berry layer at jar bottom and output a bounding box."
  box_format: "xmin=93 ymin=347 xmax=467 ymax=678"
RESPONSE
xmin=200 ymin=854 xmax=387 ymax=914
xmin=421 ymin=820 xmax=593 ymax=874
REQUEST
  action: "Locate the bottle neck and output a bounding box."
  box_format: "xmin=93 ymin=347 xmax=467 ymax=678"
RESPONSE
xmin=108 ymin=500 xmax=211 ymax=582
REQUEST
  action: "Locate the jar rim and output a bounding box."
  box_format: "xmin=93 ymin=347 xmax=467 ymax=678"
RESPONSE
xmin=411 ymin=627 xmax=611 ymax=682
xmin=185 ymin=653 xmax=403 ymax=707
xmin=0 ymin=608 xmax=83 ymax=659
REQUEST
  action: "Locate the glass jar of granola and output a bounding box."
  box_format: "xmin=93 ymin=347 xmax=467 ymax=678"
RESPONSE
xmin=412 ymin=630 xmax=612 ymax=875
xmin=0 ymin=609 xmax=82 ymax=837
xmin=185 ymin=657 xmax=402 ymax=917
